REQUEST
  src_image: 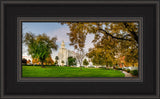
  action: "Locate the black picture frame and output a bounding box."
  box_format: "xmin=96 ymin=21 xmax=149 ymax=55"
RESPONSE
xmin=0 ymin=0 xmax=159 ymax=99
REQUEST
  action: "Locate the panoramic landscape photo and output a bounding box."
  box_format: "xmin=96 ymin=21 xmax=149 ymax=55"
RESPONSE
xmin=22 ymin=21 xmax=139 ymax=78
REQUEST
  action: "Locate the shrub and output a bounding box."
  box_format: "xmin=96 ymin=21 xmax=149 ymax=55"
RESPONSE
xmin=126 ymin=69 xmax=130 ymax=73
xmin=122 ymin=68 xmax=126 ymax=71
xmin=99 ymin=67 xmax=106 ymax=69
xmin=115 ymin=67 xmax=119 ymax=69
xmin=88 ymin=66 xmax=95 ymax=68
xmin=116 ymin=68 xmax=122 ymax=70
xmin=130 ymin=70 xmax=138 ymax=76
xmin=80 ymin=66 xmax=85 ymax=68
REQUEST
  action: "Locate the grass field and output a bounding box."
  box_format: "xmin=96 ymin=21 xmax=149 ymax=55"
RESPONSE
xmin=22 ymin=66 xmax=125 ymax=77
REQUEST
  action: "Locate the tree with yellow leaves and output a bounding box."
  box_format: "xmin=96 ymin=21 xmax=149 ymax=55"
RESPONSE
xmin=64 ymin=22 xmax=138 ymax=67
xmin=45 ymin=55 xmax=54 ymax=65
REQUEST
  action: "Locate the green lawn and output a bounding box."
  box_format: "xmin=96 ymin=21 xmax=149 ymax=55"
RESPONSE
xmin=22 ymin=66 xmax=125 ymax=77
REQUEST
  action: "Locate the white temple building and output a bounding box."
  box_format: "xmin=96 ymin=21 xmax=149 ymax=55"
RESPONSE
xmin=57 ymin=41 xmax=94 ymax=67
xmin=58 ymin=41 xmax=76 ymax=66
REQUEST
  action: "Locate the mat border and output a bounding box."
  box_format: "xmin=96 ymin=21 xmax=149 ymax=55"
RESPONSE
xmin=1 ymin=0 xmax=159 ymax=99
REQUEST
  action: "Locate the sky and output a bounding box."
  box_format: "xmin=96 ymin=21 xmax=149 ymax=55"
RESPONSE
xmin=22 ymin=22 xmax=95 ymax=61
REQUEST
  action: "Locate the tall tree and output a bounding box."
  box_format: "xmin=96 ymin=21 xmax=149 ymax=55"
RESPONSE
xmin=75 ymin=50 xmax=86 ymax=71
xmin=66 ymin=22 xmax=87 ymax=70
xmin=87 ymin=34 xmax=117 ymax=68
xmin=24 ymin=33 xmax=58 ymax=67
xmin=63 ymin=22 xmax=138 ymax=67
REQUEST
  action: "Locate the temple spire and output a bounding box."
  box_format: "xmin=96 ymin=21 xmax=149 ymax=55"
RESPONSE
xmin=61 ymin=41 xmax=65 ymax=48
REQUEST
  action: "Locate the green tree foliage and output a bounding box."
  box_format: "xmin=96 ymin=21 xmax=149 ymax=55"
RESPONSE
xmin=24 ymin=33 xmax=58 ymax=67
xmin=83 ymin=59 xmax=89 ymax=66
xmin=55 ymin=56 xmax=59 ymax=65
xmin=55 ymin=56 xmax=59 ymax=60
xmin=68 ymin=56 xmax=76 ymax=66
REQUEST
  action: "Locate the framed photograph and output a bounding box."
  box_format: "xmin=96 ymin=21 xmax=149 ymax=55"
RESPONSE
xmin=17 ymin=17 xmax=143 ymax=82
xmin=1 ymin=0 xmax=159 ymax=99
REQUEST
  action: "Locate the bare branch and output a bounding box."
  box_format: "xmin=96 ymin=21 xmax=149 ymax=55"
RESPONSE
xmin=123 ymin=22 xmax=138 ymax=43
xmin=98 ymin=29 xmax=133 ymax=41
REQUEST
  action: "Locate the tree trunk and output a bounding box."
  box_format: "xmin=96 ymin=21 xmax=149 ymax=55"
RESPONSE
xmin=106 ymin=61 xmax=108 ymax=69
xmin=105 ymin=54 xmax=108 ymax=69
xmin=80 ymin=66 xmax=82 ymax=71
xmin=106 ymin=65 xmax=108 ymax=69
xmin=41 ymin=60 xmax=44 ymax=68
xmin=132 ymin=63 xmax=134 ymax=67
xmin=80 ymin=63 xmax=82 ymax=71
